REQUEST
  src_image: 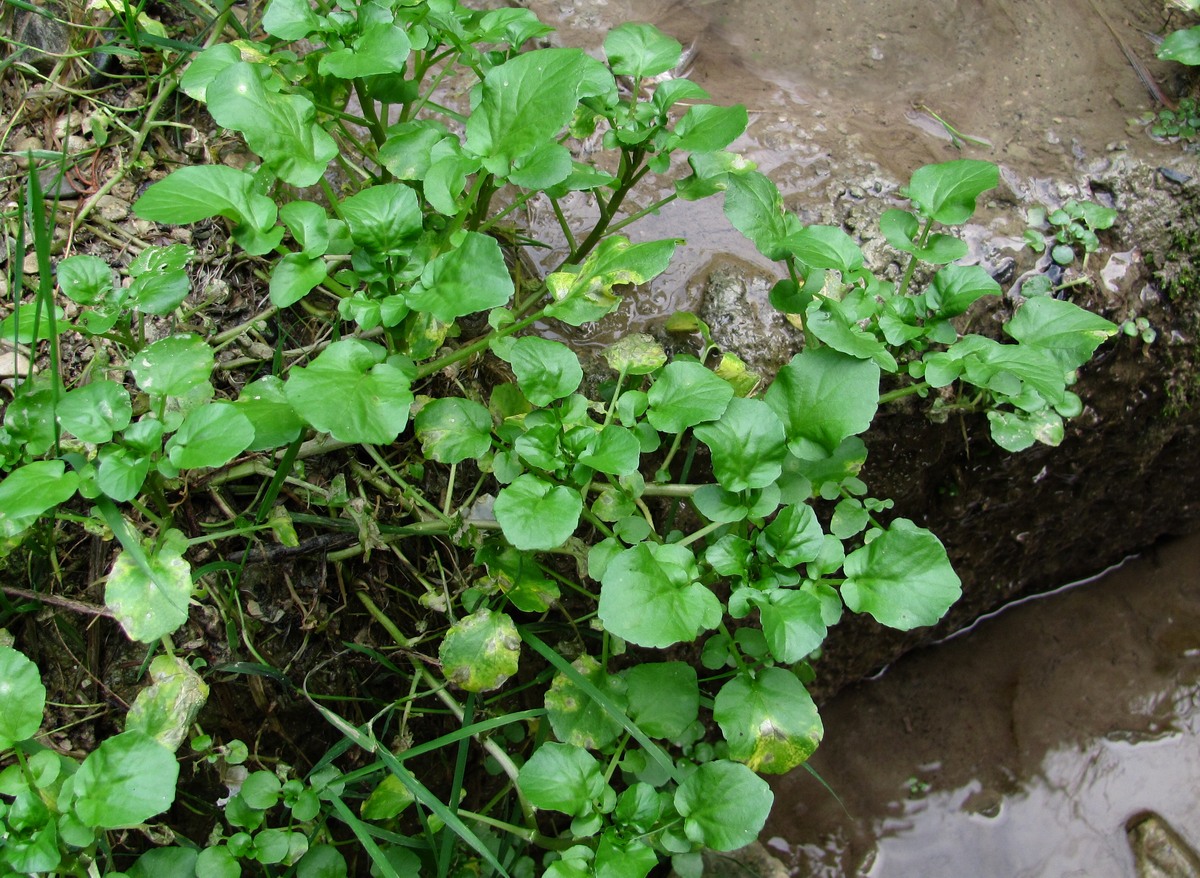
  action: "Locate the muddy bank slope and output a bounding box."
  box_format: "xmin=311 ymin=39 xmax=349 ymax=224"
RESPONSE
xmin=812 ymin=155 xmax=1200 ymax=699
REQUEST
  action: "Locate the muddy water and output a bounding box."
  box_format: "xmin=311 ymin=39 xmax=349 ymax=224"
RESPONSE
xmin=526 ymin=0 xmax=1182 ymax=182
xmin=760 ymin=534 xmax=1200 ymax=877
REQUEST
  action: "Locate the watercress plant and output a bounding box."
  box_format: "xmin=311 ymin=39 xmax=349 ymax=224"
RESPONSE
xmin=0 ymin=1 xmax=1119 ymax=874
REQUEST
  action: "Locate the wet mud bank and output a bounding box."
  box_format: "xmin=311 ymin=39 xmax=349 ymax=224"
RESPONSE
xmin=798 ymin=157 xmax=1200 ymax=701
xmin=520 ymin=0 xmax=1200 ymax=697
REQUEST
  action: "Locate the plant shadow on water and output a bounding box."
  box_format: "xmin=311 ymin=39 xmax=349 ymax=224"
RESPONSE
xmin=762 ymin=534 xmax=1200 ymax=877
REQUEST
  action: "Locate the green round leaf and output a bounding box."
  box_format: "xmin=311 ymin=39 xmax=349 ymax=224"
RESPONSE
xmin=646 ymin=361 xmax=734 ymax=434
xmin=987 ymin=408 xmax=1064 ymax=452
xmin=240 ymin=770 xmax=282 ymax=810
xmin=518 ymin=742 xmax=606 ymax=816
xmin=598 ymin=543 xmax=722 ymax=648
xmin=765 ymin=346 xmax=880 ymax=459
xmin=57 ymin=254 xmax=114 ymax=304
xmin=439 ymin=609 xmax=520 ymax=692
xmin=130 ymin=334 xmax=214 ymax=399
xmin=415 ymin=397 xmax=493 ymax=463
xmin=133 ymin=165 xmax=282 ymax=256
xmin=58 ymin=380 xmax=133 ymax=444
xmin=545 ymin=654 xmax=627 ymax=750
xmin=128 ymin=847 xmax=199 ymax=878
xmin=260 ymin=0 xmax=319 ymax=39
xmin=1159 ymin=25 xmax=1200 ymax=65
xmin=622 ymin=662 xmax=699 ymax=740
xmin=783 ymin=224 xmax=864 ymax=273
xmin=234 ymin=376 xmax=305 ymax=451
xmin=902 ymin=159 xmax=999 ymax=226
xmin=296 ymin=845 xmax=348 ymax=878
xmin=125 ymin=654 xmax=209 ymax=752
xmin=713 ymin=667 xmax=823 ymax=774
xmin=196 ymin=845 xmax=240 ymax=878
xmin=758 ymin=587 xmax=832 ymax=664
xmin=408 ymin=232 xmax=515 ymax=322
xmin=673 ymin=760 xmax=772 ymax=851
xmin=758 ymin=503 xmax=824 ymax=566
xmin=1051 ymin=243 xmax=1076 ymax=265
xmin=285 ymin=339 xmax=414 ymax=444
xmin=339 ymin=183 xmax=423 ymax=253
xmin=601 ymin=332 xmax=667 ymax=375
xmin=0 ymin=305 xmax=65 ymax=343
xmin=674 ymin=104 xmax=749 ymax=154
xmin=361 ymin=774 xmax=415 ymax=821
xmin=928 ymin=264 xmax=1001 ymax=317
xmin=842 ymin=518 xmax=961 ymax=630
xmin=270 ymin=252 xmax=328 ymax=308
xmin=252 ymin=827 xmax=293 ymax=864
xmin=74 ymin=730 xmax=179 ymax=828
xmin=576 ymin=424 xmax=641 ymax=476
xmin=105 ymin=542 xmax=193 ymax=643
xmin=494 ymin=475 xmax=582 ymax=551
xmin=604 ymin=22 xmax=682 ymax=78
xmin=165 ymin=402 xmax=255 ymax=469
xmin=496 ymin=336 xmax=583 ymax=406
xmin=1004 ymin=296 xmax=1118 ymax=371
xmin=0 ymin=647 xmax=46 ymax=749
xmin=97 ymin=446 xmax=152 ymax=503
xmin=0 ymin=460 xmax=80 ymax=537
xmin=319 ymin=21 xmax=412 ymax=79
xmin=206 ymin=62 xmax=338 ymax=188
xmin=694 ymin=397 xmax=786 ymax=492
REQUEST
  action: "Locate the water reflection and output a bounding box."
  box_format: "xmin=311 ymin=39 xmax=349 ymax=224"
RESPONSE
xmin=765 ymin=536 xmax=1200 ymax=876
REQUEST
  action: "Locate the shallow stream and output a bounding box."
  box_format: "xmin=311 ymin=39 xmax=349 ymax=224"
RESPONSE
xmin=764 ymin=534 xmax=1200 ymax=876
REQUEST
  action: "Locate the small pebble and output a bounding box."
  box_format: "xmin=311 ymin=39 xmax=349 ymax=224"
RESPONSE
xmin=97 ymin=194 xmax=129 ymax=222
xmin=13 ymin=136 xmax=41 ymax=169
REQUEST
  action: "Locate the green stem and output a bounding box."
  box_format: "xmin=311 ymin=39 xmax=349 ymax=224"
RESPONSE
xmin=675 ymin=519 xmax=723 ymax=549
xmin=565 ymin=148 xmax=647 ymax=265
xmin=356 ymin=589 xmax=414 ymax=647
xmin=607 ymin=191 xmax=679 ymax=234
xmin=655 ymin=431 xmax=687 ymax=481
xmin=896 ymin=217 xmax=934 ymax=298
xmin=353 ymin=79 xmax=388 ymax=149
xmin=638 ymin=483 xmax=702 ymax=497
xmin=413 ymin=661 xmax=538 ymax=828
xmin=549 ymin=196 xmax=577 ymax=253
xmin=719 ymin=622 xmax=748 ymax=672
xmin=414 ymin=309 xmax=544 ymax=380
xmin=363 ymin=445 xmax=453 ymax=524
xmin=878 ymin=381 xmax=929 ymax=404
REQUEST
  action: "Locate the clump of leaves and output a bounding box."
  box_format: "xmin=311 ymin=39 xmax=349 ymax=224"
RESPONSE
xmin=1023 ymin=198 xmax=1118 ymax=267
xmin=0 ymin=0 xmax=1120 ymax=874
xmin=1121 ymin=315 xmax=1158 ymax=344
xmin=1142 ymin=96 xmax=1200 ymax=141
